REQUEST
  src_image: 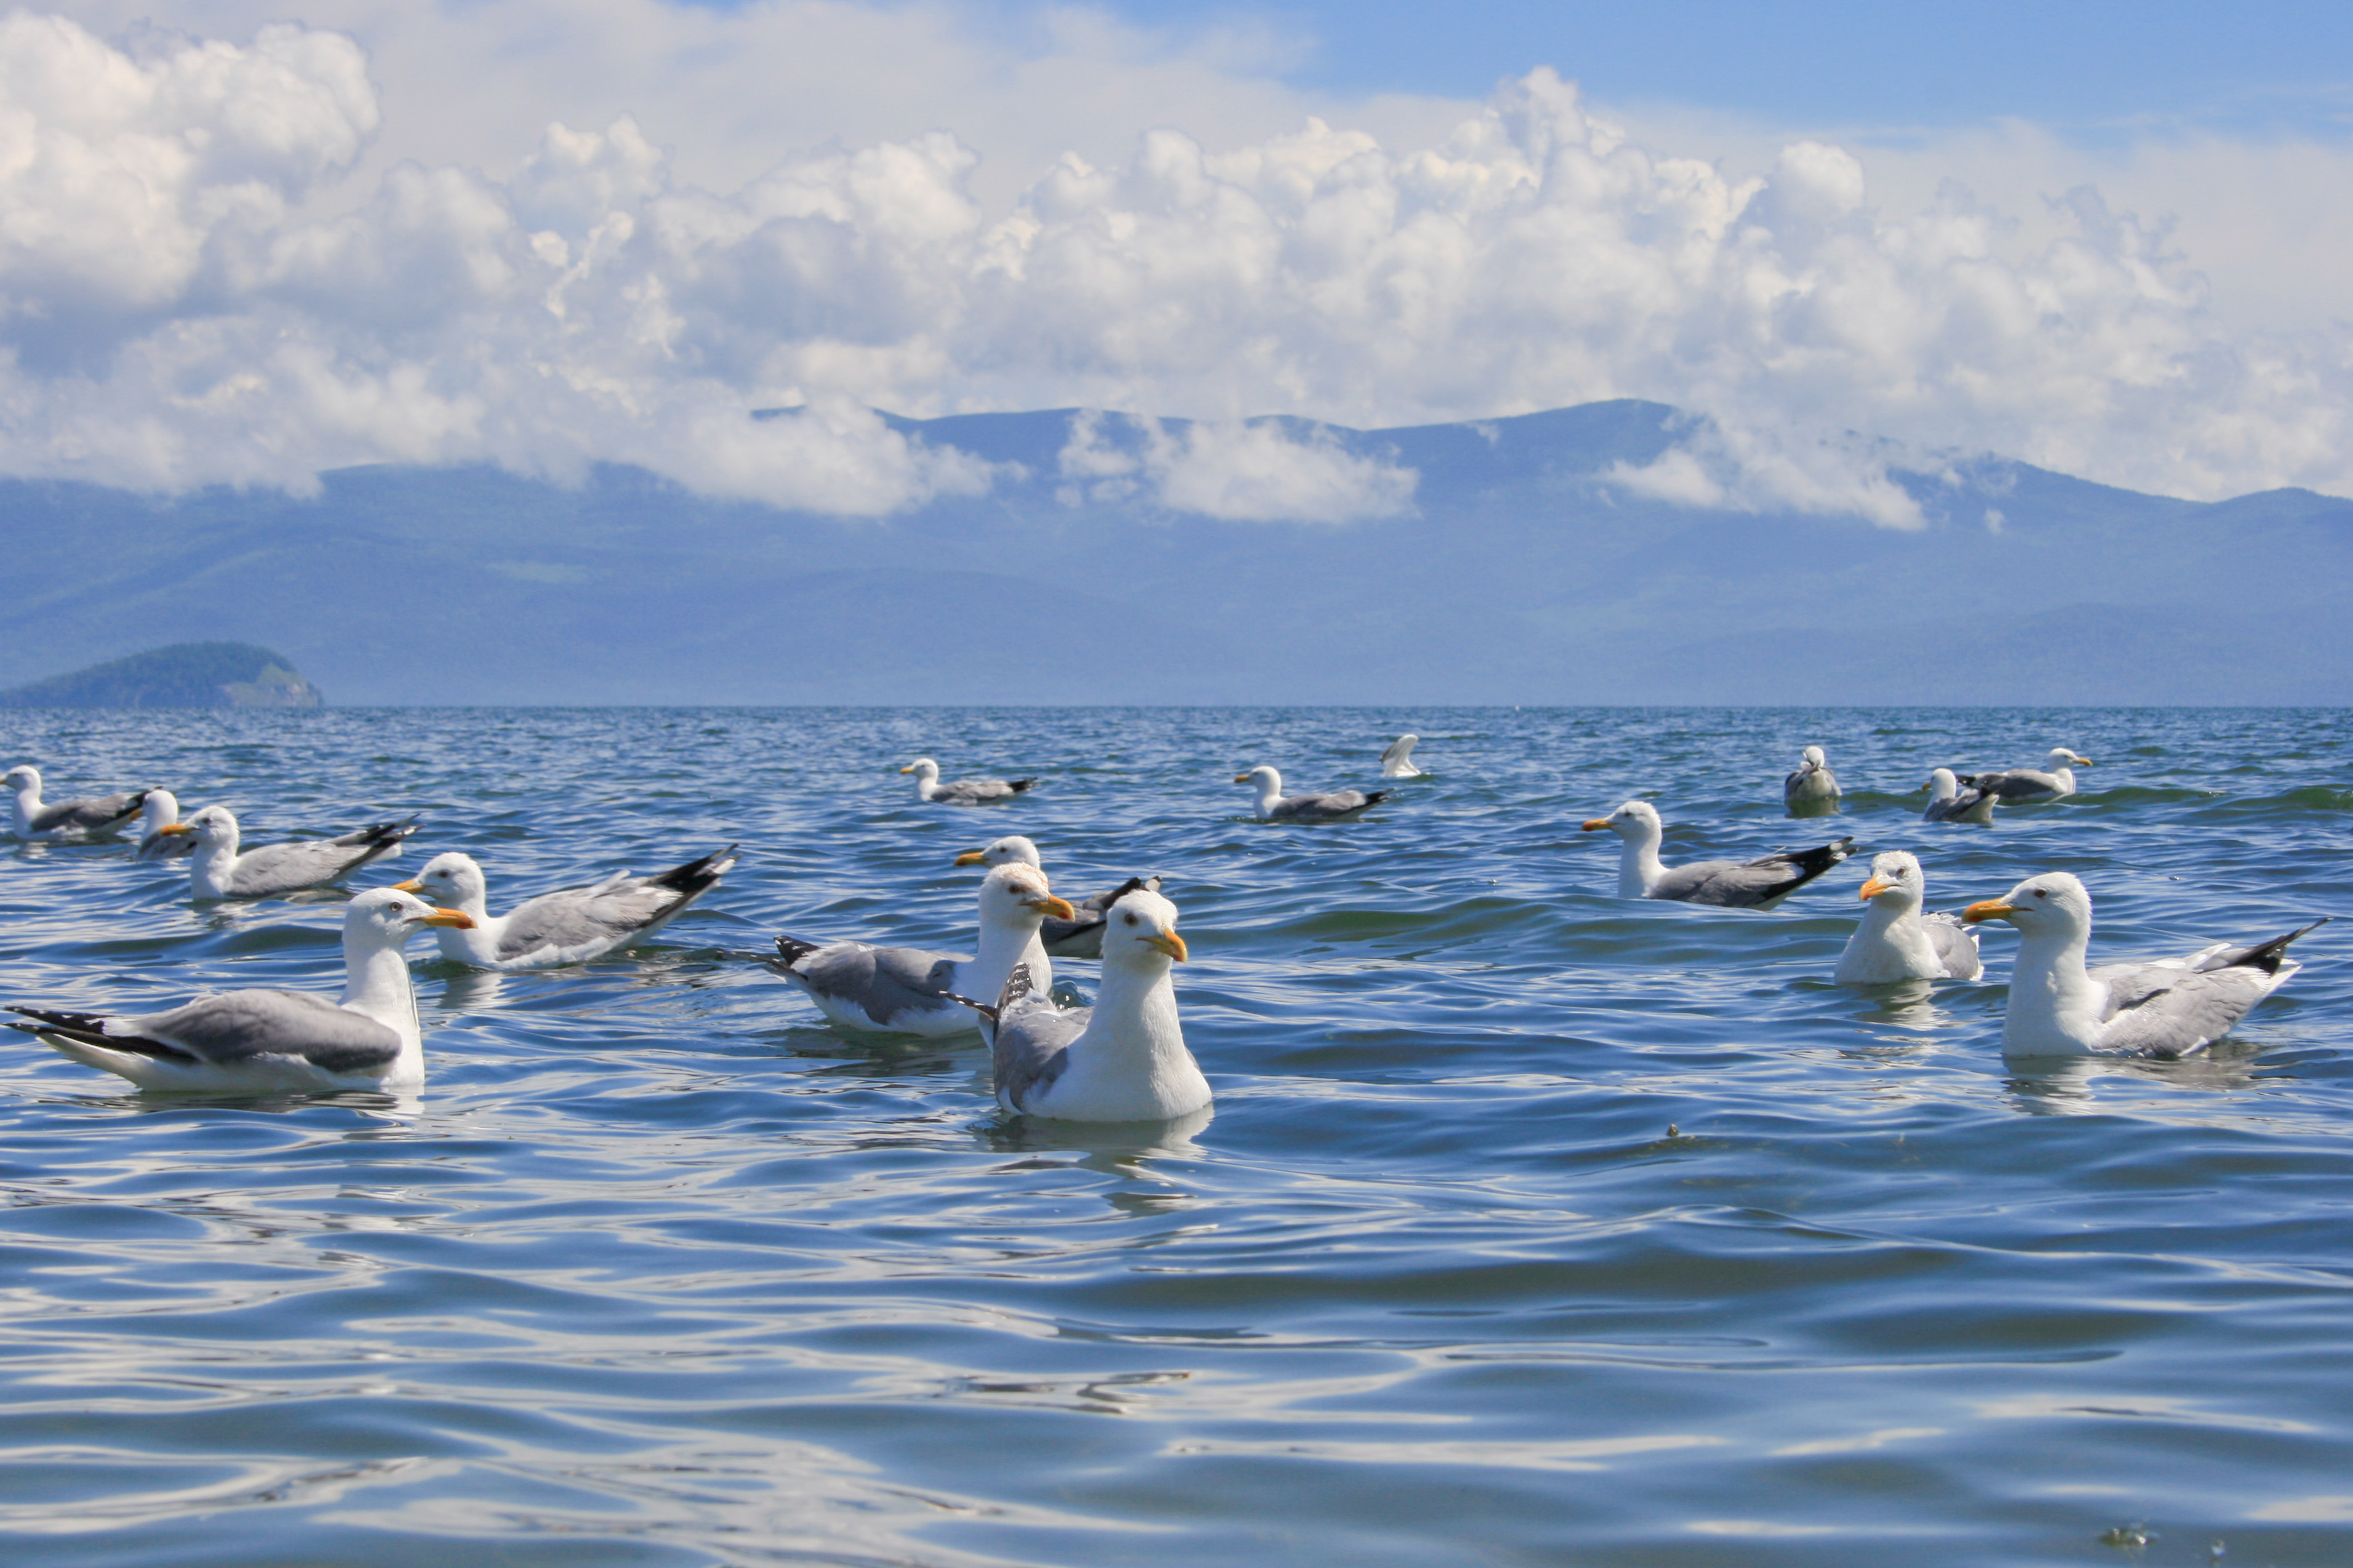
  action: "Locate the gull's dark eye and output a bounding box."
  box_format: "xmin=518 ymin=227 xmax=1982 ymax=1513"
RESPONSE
xmin=1123 ymin=912 xmax=1137 ymax=925
xmin=2033 ymin=889 xmax=2048 ymax=898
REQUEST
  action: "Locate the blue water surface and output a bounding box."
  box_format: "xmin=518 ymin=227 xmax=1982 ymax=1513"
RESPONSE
xmin=0 ymin=706 xmax=2347 ymax=1567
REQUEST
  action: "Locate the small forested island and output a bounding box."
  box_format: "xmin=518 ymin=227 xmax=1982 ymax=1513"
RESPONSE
xmin=0 ymin=643 xmax=323 ymax=708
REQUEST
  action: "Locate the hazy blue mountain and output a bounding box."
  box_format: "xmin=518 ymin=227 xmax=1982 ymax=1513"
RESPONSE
xmin=0 ymin=641 xmax=321 ymax=708
xmin=2 ymin=400 xmax=2346 ymax=705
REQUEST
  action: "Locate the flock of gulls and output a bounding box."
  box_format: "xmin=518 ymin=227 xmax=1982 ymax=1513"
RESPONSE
xmin=2 ymin=733 xmax=2327 ymax=1122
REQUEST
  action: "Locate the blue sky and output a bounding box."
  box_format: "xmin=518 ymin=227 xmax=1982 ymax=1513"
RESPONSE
xmin=6 ymin=0 xmax=2353 ymax=520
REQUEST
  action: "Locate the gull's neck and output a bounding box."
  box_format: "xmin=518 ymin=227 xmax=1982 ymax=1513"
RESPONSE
xmin=971 ymin=916 xmax=1051 ymax=997
xmin=9 ymin=780 xmax=39 ymax=837
xmin=1055 ymin=957 xmax=1209 ymax=1118
xmin=914 ymin=771 xmax=940 ymax=802
xmin=187 ymin=832 xmax=241 ymax=898
xmin=137 ymin=794 xmax=177 ymax=837
xmin=2003 ymin=925 xmax=2106 ymax=1053
xmin=341 ymin=929 xmax=424 ymax=1055
xmin=1253 ymin=776 xmax=1284 ymax=817
xmin=434 ymin=885 xmax=506 ymax=963
xmin=1839 ymin=897 xmax=1940 ymax=981
xmin=1616 ymin=822 xmax=1665 ymax=898
xmin=1931 ymin=774 xmax=1958 ymax=803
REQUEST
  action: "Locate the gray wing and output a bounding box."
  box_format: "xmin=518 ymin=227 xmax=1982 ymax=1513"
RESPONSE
xmin=30 ymin=790 xmax=148 ymax=835
xmin=1041 ymin=875 xmax=1161 ymax=959
xmin=136 ymin=829 xmax=196 ymax=860
xmin=125 ymin=990 xmax=403 ymax=1074
xmin=1652 ymin=841 xmax=1851 ymax=908
xmin=226 ymin=829 xmax=409 ymax=896
xmin=1923 ymin=912 xmax=1983 ymax=980
xmin=994 ymin=996 xmax=1091 ymax=1112
xmin=1270 ymin=790 xmax=1385 ymax=821
xmin=1924 ymin=786 xmax=1996 ymax=823
xmin=496 ymin=878 xmax=686 ymax=962
xmin=1959 ymin=768 xmax=2060 ymax=801
xmin=794 ymin=943 xmax=961 ymax=1025
xmin=2089 ymin=962 xmax=2274 ymax=1058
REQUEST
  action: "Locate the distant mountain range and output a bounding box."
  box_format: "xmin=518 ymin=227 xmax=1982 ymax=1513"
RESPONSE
xmin=0 ymin=642 xmax=321 ymax=708
xmin=2 ymin=400 xmax=2346 ymax=705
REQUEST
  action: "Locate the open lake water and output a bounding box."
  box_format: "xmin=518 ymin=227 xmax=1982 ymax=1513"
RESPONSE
xmin=1 ymin=705 xmax=2348 ymax=1567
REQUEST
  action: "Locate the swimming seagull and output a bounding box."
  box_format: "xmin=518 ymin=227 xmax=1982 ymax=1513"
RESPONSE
xmin=1953 ymin=747 xmax=2093 ymax=803
xmin=1964 ymin=873 xmax=2324 ymax=1057
xmin=132 ymin=789 xmax=198 ymax=859
xmin=902 ymin=758 xmax=1037 ymax=806
xmin=394 ymin=846 xmax=738 ymax=968
xmin=1380 ymin=734 xmax=1426 ymax=778
xmin=159 ymin=804 xmax=418 ymax=899
xmin=6 ymin=887 xmax=474 ymax=1092
xmin=1582 ymin=800 xmax=1855 ymax=909
xmin=6 ymin=765 xmax=151 ymax=842
xmin=1923 ymin=768 xmax=1998 ymax=824
xmin=1235 ymin=765 xmax=1391 ymax=822
xmin=1783 ymin=746 xmax=1841 ymax=816
xmin=951 ymin=835 xmax=1160 ymax=959
xmin=765 ymin=862 xmax=1074 ymax=1036
xmin=952 ymin=886 xmax=1209 ymax=1121
xmin=1834 ymin=851 xmax=1983 ymax=983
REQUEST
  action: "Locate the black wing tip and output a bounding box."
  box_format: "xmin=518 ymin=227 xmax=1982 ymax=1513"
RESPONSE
xmin=2232 ymin=915 xmax=2333 ymax=973
xmin=942 ymin=990 xmax=998 ymax=1022
xmin=997 ymin=961 xmax=1038 ymax=1014
xmin=1006 ymin=778 xmax=1039 ymax=793
xmin=771 ymin=934 xmax=823 ymax=968
xmin=1364 ymin=790 xmax=1394 ymax=807
xmin=656 ymin=843 xmax=741 ymax=891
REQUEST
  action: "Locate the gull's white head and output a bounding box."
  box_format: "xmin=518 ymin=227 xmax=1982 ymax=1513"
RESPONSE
xmin=1857 ymin=850 xmax=1926 ymax=909
xmin=1235 ymin=765 xmax=1281 ymax=793
xmin=160 ymin=803 xmax=239 ymax=848
xmin=137 ymin=789 xmax=180 ymax=827
xmin=394 ymin=851 xmax=489 ymax=910
xmin=977 ymin=862 xmax=1075 ymax=928
xmin=901 ymin=758 xmax=941 ymax=779
xmin=955 ymin=835 xmax=1041 ymax=870
xmin=345 ymin=885 xmax=476 ymax=944
xmin=1964 ymin=871 xmax=2093 ymax=939
xmin=2046 ymin=747 xmax=2093 ymax=770
xmin=5 ymin=765 xmax=38 ymax=794
xmin=1582 ymin=799 xmax=1662 ymax=838
xmin=1799 ymin=746 xmax=1827 ymax=768
xmin=1927 ymin=767 xmax=1960 ymax=798
xmin=1100 ymin=887 xmax=1188 ymax=969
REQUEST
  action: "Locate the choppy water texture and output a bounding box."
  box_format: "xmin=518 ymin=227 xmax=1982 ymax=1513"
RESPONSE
xmin=2 ymin=706 xmax=2349 ymax=1567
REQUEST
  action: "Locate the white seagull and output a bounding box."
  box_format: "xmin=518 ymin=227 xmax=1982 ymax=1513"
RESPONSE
xmin=1963 ymin=872 xmax=2324 ymax=1057
xmin=160 ymin=804 xmax=418 ymax=899
xmin=1923 ymin=768 xmax=1998 ymax=824
xmin=1235 ymin=765 xmax=1391 ymax=822
xmin=395 ymin=846 xmax=738 ymax=968
xmin=765 ymin=862 xmax=1074 ymax=1036
xmin=7 ymin=888 xmax=474 ymax=1092
xmin=1834 ymin=851 xmax=1983 ymax=983
xmin=1380 ymin=734 xmax=1426 ymax=778
xmin=132 ymin=789 xmax=198 ymax=859
xmin=1953 ymin=747 xmax=2093 ymax=803
xmin=902 ymin=758 xmax=1037 ymax=806
xmin=1783 ymin=746 xmax=1841 ymax=816
xmin=1583 ymin=800 xmax=1855 ymax=909
xmin=7 ymin=765 xmax=151 ymax=842
xmin=952 ymin=835 xmax=1160 ymax=959
xmin=956 ymin=886 xmax=1208 ymax=1121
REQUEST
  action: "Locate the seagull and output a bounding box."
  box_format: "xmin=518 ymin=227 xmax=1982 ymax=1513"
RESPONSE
xmin=1235 ymin=765 xmax=1390 ymax=822
xmin=1964 ymin=872 xmax=2325 ymax=1057
xmin=902 ymin=758 xmax=1037 ymax=806
xmin=394 ymin=846 xmax=738 ymax=968
xmin=1923 ymin=768 xmax=1998 ymax=824
xmin=1953 ymin=747 xmax=2093 ymax=803
xmin=1783 ymin=746 xmax=1841 ymax=816
xmin=953 ymin=886 xmax=1208 ymax=1121
xmin=765 ymin=862 xmax=1074 ymax=1036
xmin=1380 ymin=734 xmax=1426 ymax=778
xmin=1834 ymin=851 xmax=1983 ymax=983
xmin=6 ymin=765 xmax=151 ymax=842
xmin=951 ymin=835 xmax=1161 ymax=959
xmin=132 ymin=789 xmax=198 ymax=859
xmin=159 ymin=804 xmax=418 ymax=899
xmin=7 ymin=887 xmax=474 ymax=1092
xmin=1582 ymin=800 xmax=1855 ymax=909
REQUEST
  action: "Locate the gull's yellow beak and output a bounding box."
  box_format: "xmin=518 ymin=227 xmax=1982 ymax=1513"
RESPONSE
xmin=390 ymin=878 xmax=423 ymax=894
xmin=2075 ymin=757 xmax=2094 ymax=767
xmin=1581 ymin=818 xmax=1610 ymax=832
xmin=1858 ymin=875 xmax=1892 ymax=901
xmin=157 ymin=822 xmax=194 ymax=837
xmin=1962 ymin=899 xmax=2017 ymax=925
xmin=1233 ymin=773 xmax=1251 ymax=784
xmin=1143 ymin=931 xmax=1189 ymax=962
xmin=1029 ymin=895 xmax=1078 ymax=920
xmin=953 ymin=850 xmax=987 ymax=866
xmin=899 ymin=764 xmax=917 ymax=774
xmin=418 ymin=907 xmax=476 ymax=929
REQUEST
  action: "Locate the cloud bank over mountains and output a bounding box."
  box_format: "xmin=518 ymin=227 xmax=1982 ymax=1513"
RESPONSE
xmin=2 ymin=7 xmax=2347 ymax=523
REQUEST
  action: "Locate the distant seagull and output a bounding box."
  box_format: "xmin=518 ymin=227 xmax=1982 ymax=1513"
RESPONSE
xmin=1922 ymin=768 xmax=1997 ymax=824
xmin=902 ymin=757 xmax=1038 ymax=806
xmin=6 ymin=765 xmax=150 ymax=842
xmin=952 ymin=886 xmax=1209 ymax=1121
xmin=1380 ymin=734 xmax=1426 ymax=778
xmin=132 ymin=789 xmax=199 ymax=859
xmin=159 ymin=804 xmax=418 ymax=899
xmin=765 ymin=862 xmax=1073 ymax=1037
xmin=1835 ymin=851 xmax=1982 ymax=983
xmin=1783 ymin=746 xmax=1840 ymax=816
xmin=395 ymin=846 xmax=738 ymax=968
xmin=7 ymin=888 xmax=473 ymax=1092
xmin=1964 ymin=873 xmax=2322 ymax=1057
xmin=1236 ymin=765 xmax=1391 ymax=822
xmin=1583 ymin=799 xmax=1854 ymax=909
xmin=953 ymin=835 xmax=1161 ymax=959
xmin=1952 ymin=747 xmax=2092 ymax=803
